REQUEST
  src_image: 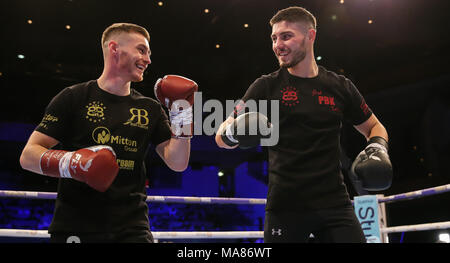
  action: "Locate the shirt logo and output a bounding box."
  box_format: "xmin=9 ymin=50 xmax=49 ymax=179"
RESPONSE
xmin=360 ymin=101 xmax=370 ymax=115
xmin=116 ymin=159 xmax=135 ymax=170
xmin=281 ymin=86 xmax=299 ymax=107
xmin=92 ymin=126 xmax=111 ymax=144
xmin=312 ymin=89 xmax=340 ymax=112
xmin=271 ymin=228 xmax=282 ymax=236
xmin=85 ymin=101 xmax=106 ymax=123
xmin=38 ymin=114 xmax=59 ymax=130
xmin=123 ymin=108 xmax=149 ymax=129
xmin=92 ymin=126 xmax=138 ymax=152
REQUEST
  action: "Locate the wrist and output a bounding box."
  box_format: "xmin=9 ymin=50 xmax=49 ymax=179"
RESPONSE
xmin=170 ymin=106 xmax=193 ymax=138
xmin=39 ymin=149 xmax=74 ymax=178
xmin=169 ymin=106 xmax=193 ymax=124
xmin=220 ymin=123 xmax=239 ymax=147
xmin=367 ymin=136 xmax=388 ymax=151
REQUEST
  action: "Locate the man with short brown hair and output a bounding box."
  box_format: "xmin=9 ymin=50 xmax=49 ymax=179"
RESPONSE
xmin=216 ymin=6 xmax=392 ymax=243
xmin=20 ymin=22 xmax=198 ymax=242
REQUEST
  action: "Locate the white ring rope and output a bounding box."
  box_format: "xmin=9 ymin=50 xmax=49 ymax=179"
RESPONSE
xmin=1 ymin=184 xmax=450 ymax=241
xmin=1 ymin=183 xmax=449 ymax=205
xmin=2 ymin=220 xmax=450 ymax=239
xmin=381 ymin=221 xmax=450 ymax=234
xmin=0 ymin=229 xmax=263 ymax=239
xmin=378 ymin=184 xmax=450 ymax=203
xmin=0 ymin=190 xmax=266 ymax=205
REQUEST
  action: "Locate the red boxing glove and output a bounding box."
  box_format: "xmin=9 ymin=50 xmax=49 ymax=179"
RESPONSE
xmin=154 ymin=75 xmax=198 ymax=138
xmin=39 ymin=145 xmax=119 ymax=192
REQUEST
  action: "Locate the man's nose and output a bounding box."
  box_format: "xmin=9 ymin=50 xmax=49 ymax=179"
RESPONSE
xmin=273 ymin=39 xmax=284 ymax=50
xmin=143 ymin=54 xmax=151 ymax=65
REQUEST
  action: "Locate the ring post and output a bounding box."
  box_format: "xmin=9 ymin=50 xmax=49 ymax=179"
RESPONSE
xmin=354 ymin=195 xmax=383 ymax=243
xmin=376 ymin=194 xmax=389 ymax=243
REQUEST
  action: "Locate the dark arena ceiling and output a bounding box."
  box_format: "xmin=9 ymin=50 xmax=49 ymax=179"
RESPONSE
xmin=0 ymin=0 xmax=449 ymax=190
xmin=1 ymin=0 xmax=449 ymax=120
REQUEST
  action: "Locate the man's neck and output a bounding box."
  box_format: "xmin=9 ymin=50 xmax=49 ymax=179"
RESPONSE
xmin=97 ymin=71 xmax=131 ymax=96
xmin=287 ymin=55 xmax=319 ymax=78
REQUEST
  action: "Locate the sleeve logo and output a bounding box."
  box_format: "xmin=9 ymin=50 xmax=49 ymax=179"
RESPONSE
xmin=38 ymin=114 xmax=59 ymax=130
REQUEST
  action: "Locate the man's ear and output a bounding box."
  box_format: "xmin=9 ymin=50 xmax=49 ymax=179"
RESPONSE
xmin=108 ymin=40 xmax=118 ymax=55
xmin=308 ymin=29 xmax=316 ymax=41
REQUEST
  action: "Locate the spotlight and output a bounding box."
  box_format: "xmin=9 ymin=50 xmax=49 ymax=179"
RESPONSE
xmin=438 ymin=233 xmax=449 ymax=243
xmin=17 ymin=54 xmax=25 ymax=59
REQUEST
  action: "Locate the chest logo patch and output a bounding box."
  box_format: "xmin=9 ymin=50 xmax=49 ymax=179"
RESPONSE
xmin=85 ymin=101 xmax=106 ymax=123
xmin=123 ymin=108 xmax=149 ymax=130
xmin=312 ymin=89 xmax=340 ymax=112
xmin=92 ymin=126 xmax=138 ymax=152
xmin=281 ymin=86 xmax=299 ymax=107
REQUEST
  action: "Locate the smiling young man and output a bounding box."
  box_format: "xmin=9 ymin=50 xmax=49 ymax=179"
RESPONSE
xmin=216 ymin=7 xmax=392 ymax=242
xmin=20 ymin=23 xmax=198 ymax=242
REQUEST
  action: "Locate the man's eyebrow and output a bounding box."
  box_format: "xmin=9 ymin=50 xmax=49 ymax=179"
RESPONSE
xmin=271 ymin=31 xmax=293 ymax=38
xmin=137 ymin=43 xmax=151 ymax=54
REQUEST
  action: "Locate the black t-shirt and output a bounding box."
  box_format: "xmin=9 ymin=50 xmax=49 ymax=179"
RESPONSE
xmin=238 ymin=66 xmax=372 ymax=211
xmin=35 ymin=80 xmax=172 ymax=233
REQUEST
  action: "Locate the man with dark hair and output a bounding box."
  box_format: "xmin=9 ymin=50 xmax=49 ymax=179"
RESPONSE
xmin=216 ymin=7 xmax=392 ymax=243
xmin=20 ymin=23 xmax=198 ymax=242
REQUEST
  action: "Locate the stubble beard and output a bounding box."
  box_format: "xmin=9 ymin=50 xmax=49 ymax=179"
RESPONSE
xmin=279 ymin=39 xmax=307 ymax=69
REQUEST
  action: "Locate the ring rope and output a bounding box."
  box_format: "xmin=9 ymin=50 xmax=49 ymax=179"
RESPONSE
xmin=1 ymin=184 xmax=449 ymax=205
xmin=0 ymin=190 xmax=267 ymax=205
xmin=3 ymin=221 xmax=450 ymax=239
xmin=378 ymin=184 xmax=450 ymax=203
xmin=381 ymin=221 xmax=450 ymax=234
xmin=2 ymin=184 xmax=450 ymax=205
xmin=1 ymin=184 xmax=449 ymax=242
xmin=0 ymin=229 xmax=263 ymax=239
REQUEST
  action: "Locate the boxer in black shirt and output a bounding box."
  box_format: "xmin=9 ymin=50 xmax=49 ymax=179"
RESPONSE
xmin=216 ymin=7 xmax=392 ymax=243
xmin=20 ymin=23 xmax=198 ymax=242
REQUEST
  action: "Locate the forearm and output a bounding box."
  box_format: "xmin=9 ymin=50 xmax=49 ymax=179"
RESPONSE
xmin=355 ymin=114 xmax=388 ymax=143
xmin=368 ymin=122 xmax=388 ymax=142
xmin=20 ymin=131 xmax=59 ymax=175
xmin=160 ymin=138 xmax=191 ymax=172
xmin=20 ymin=144 xmax=49 ymax=175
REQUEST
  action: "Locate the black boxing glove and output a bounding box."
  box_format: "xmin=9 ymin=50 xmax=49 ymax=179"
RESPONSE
xmin=221 ymin=112 xmax=273 ymax=149
xmin=350 ymin=136 xmax=393 ymax=191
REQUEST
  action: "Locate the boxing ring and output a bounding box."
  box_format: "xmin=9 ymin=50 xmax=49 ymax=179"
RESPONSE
xmin=0 ymin=184 xmax=449 ymax=243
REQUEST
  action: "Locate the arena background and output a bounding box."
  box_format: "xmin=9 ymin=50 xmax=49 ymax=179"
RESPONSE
xmin=0 ymin=0 xmax=449 ymax=243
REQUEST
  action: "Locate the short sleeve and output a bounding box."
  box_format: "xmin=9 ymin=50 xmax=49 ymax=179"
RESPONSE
xmin=35 ymin=88 xmax=73 ymax=142
xmin=343 ymin=79 xmax=373 ymax=125
xmin=150 ymin=104 xmax=172 ymax=146
xmin=231 ymin=77 xmax=268 ymax=118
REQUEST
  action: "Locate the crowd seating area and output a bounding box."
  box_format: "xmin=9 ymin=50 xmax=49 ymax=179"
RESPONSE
xmin=0 ymin=198 xmax=264 ymax=242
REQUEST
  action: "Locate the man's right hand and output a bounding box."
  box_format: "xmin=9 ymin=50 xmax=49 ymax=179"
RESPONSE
xmin=40 ymin=145 xmax=119 ymax=192
xmin=154 ymin=75 xmax=198 ymax=138
xmin=218 ymin=112 xmax=272 ymax=149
